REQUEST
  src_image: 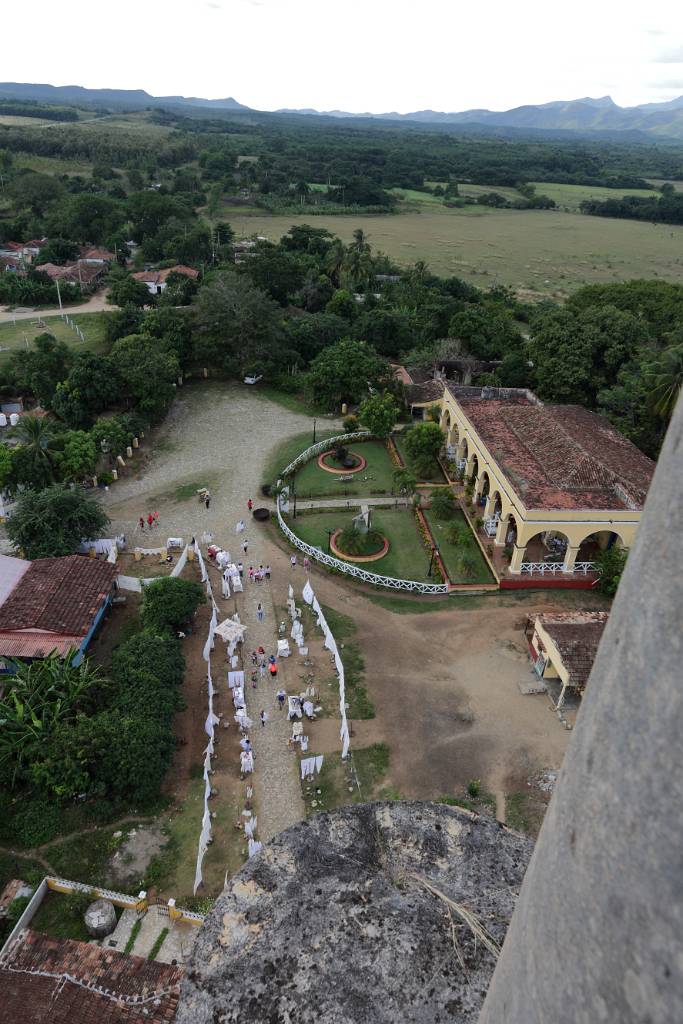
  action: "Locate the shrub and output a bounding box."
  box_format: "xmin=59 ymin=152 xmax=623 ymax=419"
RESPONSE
xmin=467 ymin=779 xmax=481 ymax=798
xmin=13 ymin=800 xmax=63 ymax=847
xmin=140 ymin=577 xmax=206 ymax=633
xmin=456 ymin=549 xmax=481 ymax=580
xmin=594 ymin=546 xmax=628 ymax=596
xmin=430 ymin=489 xmax=455 ymax=519
xmin=446 ymin=522 xmax=468 ymax=546
xmin=343 ymin=415 xmax=359 ymax=433
xmin=336 ymin=525 xmax=384 ymax=557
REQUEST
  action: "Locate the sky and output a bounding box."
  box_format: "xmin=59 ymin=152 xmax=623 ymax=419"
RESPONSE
xmin=4 ymin=0 xmax=683 ymax=112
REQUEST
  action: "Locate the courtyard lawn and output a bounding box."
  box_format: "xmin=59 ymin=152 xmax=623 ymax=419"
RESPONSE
xmin=287 ymin=508 xmax=435 ymax=583
xmin=294 ymin=440 xmax=397 ymax=498
xmin=423 ymin=509 xmax=494 ymax=585
xmin=393 ymin=433 xmax=444 ymax=483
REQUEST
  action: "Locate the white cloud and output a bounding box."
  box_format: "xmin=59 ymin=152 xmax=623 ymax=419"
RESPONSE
xmin=2 ymin=0 xmax=682 ymax=112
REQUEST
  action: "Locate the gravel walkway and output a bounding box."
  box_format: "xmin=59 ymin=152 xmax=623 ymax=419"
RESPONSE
xmin=240 ymin=572 xmax=305 ymax=842
xmin=101 ymin=382 xmax=338 ymax=844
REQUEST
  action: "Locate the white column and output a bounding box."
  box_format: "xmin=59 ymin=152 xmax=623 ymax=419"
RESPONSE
xmin=562 ymin=545 xmax=580 ymax=574
xmin=509 ymin=543 xmax=526 ymax=574
xmin=495 ymin=516 xmax=509 ymax=547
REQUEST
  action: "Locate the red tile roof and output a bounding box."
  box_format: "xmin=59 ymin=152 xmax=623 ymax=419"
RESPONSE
xmin=80 ymin=247 xmax=115 ymax=261
xmin=451 ymin=389 xmax=655 ymax=511
xmin=535 ymin=612 xmax=609 ymax=690
xmin=0 ymin=555 xmax=117 ymax=659
xmin=132 ymin=265 xmax=199 ymax=285
xmin=0 ymin=929 xmax=183 ymax=1023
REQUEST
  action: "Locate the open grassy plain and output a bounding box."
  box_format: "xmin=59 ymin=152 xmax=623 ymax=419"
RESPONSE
xmin=227 ymin=206 xmax=683 ymax=298
xmin=528 ymin=181 xmax=659 ymax=210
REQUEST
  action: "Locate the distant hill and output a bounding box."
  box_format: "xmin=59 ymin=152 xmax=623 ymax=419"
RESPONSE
xmin=0 ymin=82 xmax=250 ymax=113
xmin=2 ymin=82 xmax=683 ymax=140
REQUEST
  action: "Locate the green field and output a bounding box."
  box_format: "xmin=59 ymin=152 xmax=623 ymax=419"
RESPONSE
xmin=226 ymin=207 xmax=683 ymax=298
xmin=0 ymin=313 xmax=109 ymax=363
xmin=294 ymin=440 xmax=397 ymax=498
xmin=423 ymin=509 xmax=493 ymax=585
xmin=529 ymin=181 xmax=659 ymax=211
xmin=287 ymin=508 xmax=436 ymax=582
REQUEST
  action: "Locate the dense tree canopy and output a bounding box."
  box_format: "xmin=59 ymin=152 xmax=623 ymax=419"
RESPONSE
xmin=304 ymin=339 xmax=388 ymax=409
xmin=7 ymin=485 xmax=109 ymax=559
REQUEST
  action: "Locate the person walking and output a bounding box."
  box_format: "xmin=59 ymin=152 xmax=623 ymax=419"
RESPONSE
xmin=147 ymin=513 xmax=154 ymax=529
xmin=256 ymin=603 xmax=265 ymax=623
xmin=205 ymin=494 xmax=210 ymax=510
xmin=153 ymin=511 xmax=160 ymax=527
xmin=139 ymin=517 xmax=145 ymax=531
xmin=265 ymin=565 xmax=271 ymax=580
xmin=269 ymin=660 xmax=278 ymax=680
xmin=260 ymin=709 xmax=268 ymax=728
xmin=238 ymin=561 xmax=244 ymax=578
xmin=303 ymin=555 xmax=310 ymax=573
xmin=248 ymin=566 xmax=254 ymax=584
xmin=277 ymin=689 xmax=286 ymax=710
xmin=251 ymin=670 xmax=258 ymax=689
xmin=259 ymin=662 xmax=266 ymax=680
xmin=242 ymin=540 xmax=249 ymax=555
xmin=247 ymin=498 xmax=253 ymax=512
xmin=290 ymin=554 xmax=297 ymax=569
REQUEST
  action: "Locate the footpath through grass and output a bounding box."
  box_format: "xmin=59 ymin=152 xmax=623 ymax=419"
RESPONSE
xmin=288 ymin=507 xmax=434 ymax=583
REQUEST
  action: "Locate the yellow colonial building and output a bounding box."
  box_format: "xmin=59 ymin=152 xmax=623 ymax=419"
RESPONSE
xmin=437 ymin=383 xmax=655 ymax=578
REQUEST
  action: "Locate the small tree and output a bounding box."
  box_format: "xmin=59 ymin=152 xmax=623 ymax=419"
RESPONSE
xmin=393 ymin=468 xmax=416 ymax=496
xmin=140 ymin=577 xmax=206 ymax=633
xmin=594 ymin=546 xmax=628 ymax=597
xmin=430 ymin=488 xmax=455 ymax=519
xmin=358 ymin=392 xmax=398 ymax=438
xmin=7 ymin=485 xmax=109 ymax=559
xmin=108 ymin=273 xmax=151 ymax=309
xmin=404 ymin=421 xmax=443 ymax=477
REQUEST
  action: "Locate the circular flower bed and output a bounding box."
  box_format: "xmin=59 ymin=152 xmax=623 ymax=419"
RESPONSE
xmin=330 ymin=528 xmax=390 ymax=563
xmin=317 ymin=450 xmax=367 ymax=474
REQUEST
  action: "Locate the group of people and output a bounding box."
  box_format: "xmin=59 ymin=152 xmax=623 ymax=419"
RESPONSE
xmin=248 ymin=565 xmax=271 ymax=583
xmin=139 ymin=512 xmax=160 ymax=531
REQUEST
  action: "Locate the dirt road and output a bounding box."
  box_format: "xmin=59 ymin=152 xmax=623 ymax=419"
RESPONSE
xmin=0 ymin=291 xmax=115 ymax=322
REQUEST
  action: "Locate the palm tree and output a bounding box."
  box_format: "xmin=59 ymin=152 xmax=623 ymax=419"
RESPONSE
xmin=348 ymin=228 xmax=371 ymax=254
xmin=647 ymin=345 xmax=683 ymax=420
xmin=0 ymin=655 xmax=101 ymax=786
xmin=324 ymin=238 xmax=346 ymax=287
xmin=11 ymin=414 xmax=58 ymax=481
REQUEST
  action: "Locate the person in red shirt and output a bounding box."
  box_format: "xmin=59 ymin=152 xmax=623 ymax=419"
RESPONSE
xmin=247 ymin=498 xmax=253 ymax=512
xmin=147 ymin=513 xmax=154 ymax=528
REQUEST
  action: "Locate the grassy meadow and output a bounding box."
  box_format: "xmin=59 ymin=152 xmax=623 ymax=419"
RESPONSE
xmin=226 ymin=205 xmax=683 ymax=298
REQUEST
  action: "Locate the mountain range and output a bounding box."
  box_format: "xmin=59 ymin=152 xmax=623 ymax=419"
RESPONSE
xmin=3 ymin=83 xmax=683 ymax=140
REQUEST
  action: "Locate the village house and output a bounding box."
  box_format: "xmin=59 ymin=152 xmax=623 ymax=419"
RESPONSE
xmin=524 ymin=611 xmax=609 ymax=710
xmin=435 ymin=381 xmax=655 ymax=582
xmin=0 ymin=554 xmax=118 ymax=672
xmin=78 ymin=246 xmax=115 ymax=265
xmin=132 ymin=264 xmax=199 ymax=295
xmin=36 ymin=260 xmax=107 ymax=292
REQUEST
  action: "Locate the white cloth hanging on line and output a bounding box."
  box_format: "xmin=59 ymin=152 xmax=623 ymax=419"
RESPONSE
xmin=228 ymin=670 xmax=245 ymax=688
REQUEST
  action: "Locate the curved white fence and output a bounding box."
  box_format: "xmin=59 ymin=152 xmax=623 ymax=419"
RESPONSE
xmin=280 ymin=431 xmax=373 ymax=478
xmin=276 ymin=495 xmax=448 ymax=594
